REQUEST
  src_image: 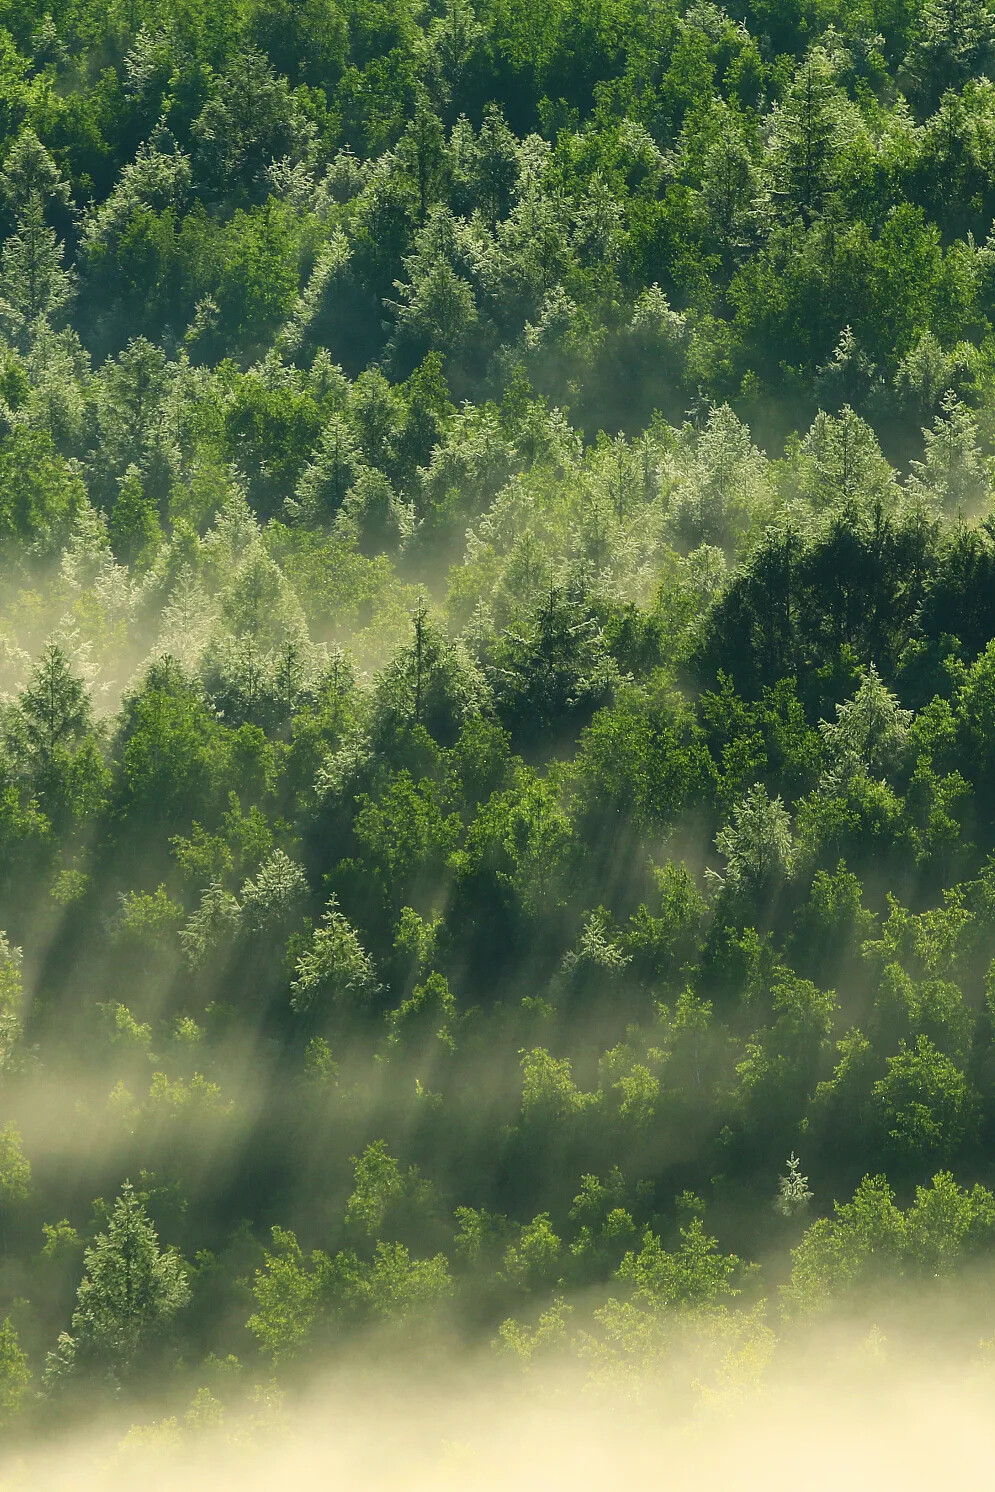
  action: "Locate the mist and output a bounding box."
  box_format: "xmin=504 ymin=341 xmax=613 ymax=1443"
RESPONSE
xmin=4 ymin=1327 xmax=994 ymax=1492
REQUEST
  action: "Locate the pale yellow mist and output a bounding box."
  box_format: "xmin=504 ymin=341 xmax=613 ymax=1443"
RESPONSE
xmin=2 ymin=1335 xmax=992 ymax=1492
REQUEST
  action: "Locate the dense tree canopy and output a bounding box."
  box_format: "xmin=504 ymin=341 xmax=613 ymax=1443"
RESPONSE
xmin=0 ymin=0 xmax=992 ymax=1444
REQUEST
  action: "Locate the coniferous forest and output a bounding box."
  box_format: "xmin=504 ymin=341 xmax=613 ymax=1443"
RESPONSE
xmin=0 ymin=0 xmax=994 ymax=1462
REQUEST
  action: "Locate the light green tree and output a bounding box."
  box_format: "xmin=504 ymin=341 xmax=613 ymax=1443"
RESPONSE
xmin=766 ymin=49 xmax=865 ymax=221
xmin=0 ymin=1319 xmax=28 ymax=1422
xmin=0 ymin=1123 xmax=30 ymax=1211
xmin=44 ymin=1182 xmax=190 ymax=1388
xmin=290 ymin=897 xmax=380 ymax=1016
xmin=820 ymin=666 xmax=913 ymax=781
xmin=0 ymin=936 xmax=22 ymax=1068
xmin=775 ymin=1154 xmax=813 ymax=1218
xmin=710 ymin=783 xmax=798 ymax=894
xmin=19 ymin=643 xmax=92 ymax=766
xmin=0 ymin=199 xmax=74 ymax=346
xmin=907 ymin=393 xmax=990 ymax=515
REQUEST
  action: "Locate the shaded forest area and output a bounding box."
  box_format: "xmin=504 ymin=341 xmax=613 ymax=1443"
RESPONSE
xmin=0 ymin=0 xmax=992 ymax=1435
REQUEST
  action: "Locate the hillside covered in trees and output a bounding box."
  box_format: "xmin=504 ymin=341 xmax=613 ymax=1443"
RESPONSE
xmin=0 ymin=0 xmax=993 ymax=1446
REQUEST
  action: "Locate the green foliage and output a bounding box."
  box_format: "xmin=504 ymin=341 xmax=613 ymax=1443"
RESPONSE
xmin=246 ymin=1226 xmax=337 ymax=1364
xmin=247 ymin=1221 xmax=451 ymax=1364
xmin=44 ymin=1183 xmax=190 ymax=1390
xmin=0 ymin=933 xmax=22 ymax=1065
xmin=775 ymin=1154 xmax=813 ymax=1218
xmin=520 ymin=1047 xmax=592 ymax=1125
xmin=617 ymin=1220 xmax=741 ymax=1310
xmin=290 ymin=897 xmax=380 ymax=1017
xmin=711 ymin=782 xmax=798 ymax=896
xmin=0 ymin=0 xmax=994 ymax=1430
xmin=871 ymin=1034 xmax=979 ymax=1168
xmin=0 ymin=1319 xmax=29 ymax=1421
xmin=0 ymin=1122 xmax=29 ymax=1207
xmin=784 ymin=1172 xmax=995 ymax=1315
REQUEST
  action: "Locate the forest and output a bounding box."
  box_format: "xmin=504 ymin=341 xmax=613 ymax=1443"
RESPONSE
xmin=0 ymin=0 xmax=992 ymax=1458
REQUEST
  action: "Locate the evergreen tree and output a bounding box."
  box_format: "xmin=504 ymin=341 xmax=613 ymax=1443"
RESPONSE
xmin=0 ymin=198 xmax=74 ymax=346
xmin=767 ymin=50 xmax=862 ymax=222
xmin=44 ymin=1183 xmax=190 ymax=1389
xmin=903 ymin=0 xmax=995 ymax=107
xmin=710 ymin=783 xmax=798 ymax=895
xmin=19 ymin=644 xmax=92 ymax=765
xmin=907 ymin=393 xmax=991 ymax=514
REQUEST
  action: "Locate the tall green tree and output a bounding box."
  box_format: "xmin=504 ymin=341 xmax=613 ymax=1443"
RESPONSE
xmin=45 ymin=1183 xmax=190 ymax=1389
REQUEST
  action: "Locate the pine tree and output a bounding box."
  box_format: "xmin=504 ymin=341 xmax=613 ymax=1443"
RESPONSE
xmin=767 ymin=50 xmax=858 ymax=222
xmin=698 ymin=103 xmax=764 ymax=258
xmin=396 ymin=97 xmax=448 ymax=224
xmin=774 ymin=1153 xmax=813 ymax=1217
xmin=44 ymin=1183 xmax=190 ymax=1388
xmin=289 ymin=415 xmax=363 ymax=522
xmin=291 ymin=896 xmax=381 ymax=1016
xmin=0 ymin=127 xmax=72 ymax=228
xmin=423 ymin=0 xmax=487 ymax=113
xmin=0 ymin=198 xmax=75 ymax=346
xmin=908 ymin=392 xmax=990 ymax=514
xmin=474 ymin=106 xmax=520 ymax=229
xmin=820 ymin=665 xmax=913 ymax=781
xmin=903 ymin=0 xmax=995 ymax=108
xmin=489 ymin=586 xmax=619 ymax=747
xmin=19 ymin=644 xmax=92 ymax=766
xmin=710 ymin=783 xmax=798 ymax=894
